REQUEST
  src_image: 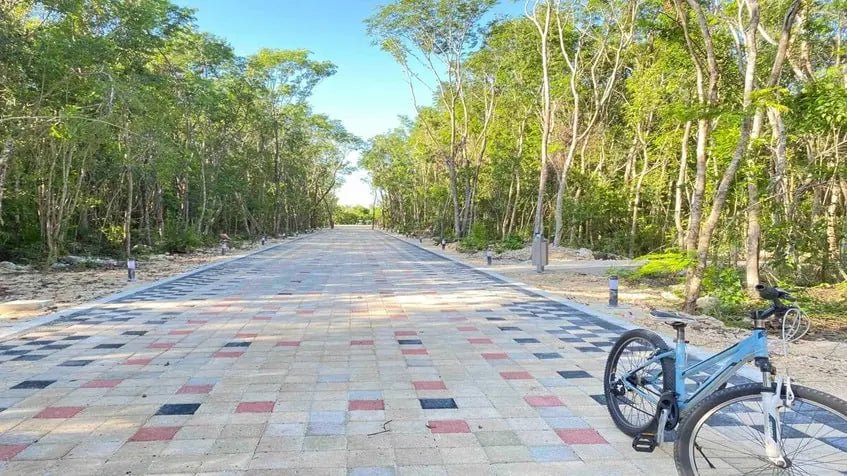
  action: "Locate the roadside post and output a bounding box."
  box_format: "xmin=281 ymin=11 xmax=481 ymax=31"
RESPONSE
xmin=441 ymin=238 xmax=446 ymax=250
xmin=532 ymin=234 xmax=548 ymax=273
xmin=261 ymin=236 xmax=266 ymax=246
xmin=127 ymin=258 xmax=137 ymax=282
xmin=486 ymin=248 xmax=493 ymax=266
xmin=609 ymin=275 xmax=619 ymax=307
xmin=221 ymin=240 xmax=229 ymax=255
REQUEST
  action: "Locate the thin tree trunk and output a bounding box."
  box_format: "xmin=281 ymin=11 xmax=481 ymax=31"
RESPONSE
xmin=675 ymin=122 xmax=691 ymax=249
xmin=684 ymin=0 xmax=760 ymax=312
xmin=0 ymin=139 xmax=12 ymax=226
xmin=125 ymin=166 xmax=133 ymax=258
xmin=527 ymin=1 xmax=553 ymax=237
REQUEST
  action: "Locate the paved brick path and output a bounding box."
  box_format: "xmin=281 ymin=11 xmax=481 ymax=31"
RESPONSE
xmin=0 ymin=228 xmax=676 ymax=475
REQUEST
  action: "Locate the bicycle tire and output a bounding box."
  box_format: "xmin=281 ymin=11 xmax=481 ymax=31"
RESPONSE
xmin=675 ymin=382 xmax=847 ymax=475
xmin=604 ymin=328 xmax=676 ymax=436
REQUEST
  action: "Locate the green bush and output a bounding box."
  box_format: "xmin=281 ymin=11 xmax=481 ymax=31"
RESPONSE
xmin=457 ymin=223 xmax=492 ymax=252
xmin=160 ymin=222 xmax=204 ymax=254
xmin=494 ymin=233 xmax=525 ymax=253
xmin=630 ymin=251 xmax=694 ymax=281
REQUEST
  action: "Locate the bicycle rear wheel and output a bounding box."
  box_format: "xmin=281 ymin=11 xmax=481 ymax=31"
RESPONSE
xmin=675 ymin=382 xmax=847 ymax=475
xmin=604 ymin=328 xmax=675 ymax=436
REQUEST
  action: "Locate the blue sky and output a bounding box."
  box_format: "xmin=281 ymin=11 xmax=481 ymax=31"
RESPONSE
xmin=173 ymin=0 xmax=522 ymax=205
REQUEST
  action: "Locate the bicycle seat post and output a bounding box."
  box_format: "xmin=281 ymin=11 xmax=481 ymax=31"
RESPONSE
xmin=672 ymin=322 xmax=687 ymax=344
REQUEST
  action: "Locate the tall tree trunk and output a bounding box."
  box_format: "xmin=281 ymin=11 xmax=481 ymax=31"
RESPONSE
xmin=125 ymin=166 xmax=133 ymax=259
xmin=527 ymin=1 xmax=553 ymax=237
xmin=0 ymin=139 xmax=12 ymax=226
xmin=684 ymin=0 xmax=760 ymax=312
xmin=675 ymin=122 xmax=691 ymax=249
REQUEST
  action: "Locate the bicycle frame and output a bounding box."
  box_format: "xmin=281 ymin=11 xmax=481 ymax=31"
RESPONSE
xmin=621 ymin=328 xmax=769 ymax=412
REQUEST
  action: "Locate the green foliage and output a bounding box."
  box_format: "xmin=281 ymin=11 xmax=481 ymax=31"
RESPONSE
xmin=0 ymin=1 xmax=359 ymax=263
xmin=457 ymin=222 xmax=493 ymax=252
xmin=702 ymin=266 xmax=748 ymax=312
xmin=160 ymin=221 xmax=205 ymax=254
xmin=334 ymin=206 xmax=373 ymax=225
xmin=494 ymin=234 xmax=525 ymax=253
xmin=630 ymin=252 xmax=694 ymax=281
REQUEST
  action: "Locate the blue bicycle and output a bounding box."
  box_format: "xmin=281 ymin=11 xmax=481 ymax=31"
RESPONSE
xmin=604 ymin=284 xmax=847 ymax=475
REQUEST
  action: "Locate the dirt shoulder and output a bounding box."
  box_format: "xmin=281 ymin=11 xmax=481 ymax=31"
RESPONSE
xmin=423 ymin=240 xmax=847 ymax=398
xmin=0 ymin=238 xmax=286 ymax=329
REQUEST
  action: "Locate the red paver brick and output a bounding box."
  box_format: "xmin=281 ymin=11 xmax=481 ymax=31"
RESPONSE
xmin=148 ymin=343 xmax=174 ymax=349
xmin=402 ymin=349 xmax=428 ymax=355
xmin=427 ymin=420 xmax=470 ymax=433
xmin=275 ymin=341 xmax=301 ymax=347
xmin=556 ymin=428 xmax=608 ymax=444
xmin=468 ymin=338 xmax=493 ymax=344
xmin=168 ymin=330 xmax=192 ymax=335
xmin=349 ymin=400 xmax=385 ymax=411
xmin=525 ymin=396 xmax=564 ymax=407
xmin=253 ymin=316 xmax=272 ymax=321
xmin=34 ymin=406 xmax=84 ymax=419
xmin=0 ymin=444 xmax=28 ymax=461
xmin=177 ymin=384 xmax=214 ymax=394
xmin=351 ymin=340 xmax=374 ymax=345
xmin=235 ymin=333 xmax=257 ymax=338
xmin=236 ymin=401 xmax=275 ymax=413
xmin=482 ymin=352 xmax=508 ymax=360
xmin=457 ymin=326 xmax=477 ymax=331
xmin=394 ymin=331 xmax=417 ymax=336
xmin=214 ymin=351 xmax=243 ymax=358
xmin=81 ymin=379 xmax=122 ymax=388
xmin=500 ymin=371 xmax=533 ymax=380
xmin=130 ymin=426 xmax=180 ymax=442
xmin=413 ymin=381 xmax=447 ymax=390
xmin=125 ymin=358 xmax=152 ymax=365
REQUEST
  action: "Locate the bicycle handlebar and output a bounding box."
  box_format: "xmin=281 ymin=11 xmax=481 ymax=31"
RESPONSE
xmin=754 ymin=284 xmax=794 ymax=317
xmin=755 ymin=284 xmax=783 ymax=301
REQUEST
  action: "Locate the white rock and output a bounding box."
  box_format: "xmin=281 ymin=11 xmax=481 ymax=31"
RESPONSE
xmin=0 ymin=299 xmax=53 ymax=313
xmin=576 ymin=248 xmax=593 ymax=259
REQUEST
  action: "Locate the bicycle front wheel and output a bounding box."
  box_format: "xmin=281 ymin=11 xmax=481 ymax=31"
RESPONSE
xmin=675 ymin=382 xmax=847 ymax=475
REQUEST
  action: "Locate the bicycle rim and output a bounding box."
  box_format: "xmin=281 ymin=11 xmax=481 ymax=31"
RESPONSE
xmin=687 ymin=393 xmax=847 ymax=475
xmin=609 ymin=337 xmax=668 ymax=429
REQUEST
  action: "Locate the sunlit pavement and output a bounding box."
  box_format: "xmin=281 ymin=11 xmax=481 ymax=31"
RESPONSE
xmin=0 ymin=227 xmax=676 ymax=475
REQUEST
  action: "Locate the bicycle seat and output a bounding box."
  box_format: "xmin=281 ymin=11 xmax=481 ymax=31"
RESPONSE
xmin=651 ymin=310 xmax=697 ymax=326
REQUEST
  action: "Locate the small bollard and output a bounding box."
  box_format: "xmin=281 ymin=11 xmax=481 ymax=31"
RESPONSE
xmin=532 ymin=234 xmax=548 ymax=273
xmin=441 ymin=238 xmax=446 ymax=250
xmin=486 ymin=248 xmax=493 ymax=266
xmin=221 ymin=241 xmax=229 ymax=255
xmin=419 ymin=236 xmax=423 ymax=244
xmin=609 ymin=275 xmax=619 ymax=307
xmin=127 ymin=258 xmax=137 ymax=282
xmin=261 ymin=236 xmax=266 ymax=246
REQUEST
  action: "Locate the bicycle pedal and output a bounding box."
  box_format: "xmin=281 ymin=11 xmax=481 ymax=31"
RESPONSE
xmin=632 ymin=432 xmax=658 ymax=453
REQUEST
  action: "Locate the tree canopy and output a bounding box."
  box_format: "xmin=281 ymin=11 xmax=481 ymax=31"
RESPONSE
xmin=364 ymin=0 xmax=847 ymax=312
xmin=0 ymin=0 xmax=360 ymax=262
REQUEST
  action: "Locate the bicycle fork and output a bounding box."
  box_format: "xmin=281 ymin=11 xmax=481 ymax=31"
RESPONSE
xmin=761 ymin=375 xmax=794 ymax=468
